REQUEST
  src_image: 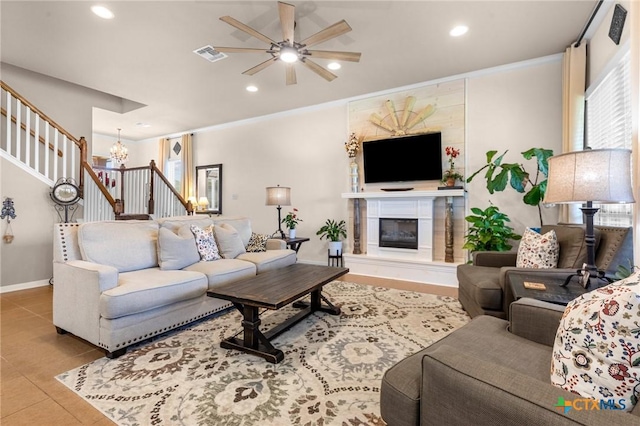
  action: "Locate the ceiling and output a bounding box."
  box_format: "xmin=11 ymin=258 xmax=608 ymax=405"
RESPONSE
xmin=1 ymin=1 xmax=598 ymax=141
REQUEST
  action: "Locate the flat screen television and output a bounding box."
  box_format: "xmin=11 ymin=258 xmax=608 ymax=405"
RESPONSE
xmin=362 ymin=132 xmax=442 ymax=183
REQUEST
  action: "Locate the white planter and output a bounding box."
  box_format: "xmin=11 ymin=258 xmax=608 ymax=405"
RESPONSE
xmin=288 ymin=228 xmax=296 ymax=239
xmin=329 ymin=241 xmax=343 ymax=256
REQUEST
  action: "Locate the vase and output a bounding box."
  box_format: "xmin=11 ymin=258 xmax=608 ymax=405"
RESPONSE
xmin=349 ymin=160 xmax=359 ymax=193
xmin=446 ymin=177 xmax=456 ymax=187
xmin=329 ymin=241 xmax=342 ymax=256
xmin=288 ymin=228 xmax=296 ymax=239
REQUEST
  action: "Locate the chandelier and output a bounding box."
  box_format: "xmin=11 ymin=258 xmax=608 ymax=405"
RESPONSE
xmin=110 ymin=128 xmax=129 ymax=165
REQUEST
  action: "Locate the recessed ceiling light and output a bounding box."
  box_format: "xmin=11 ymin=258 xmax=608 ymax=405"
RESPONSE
xmin=327 ymin=62 xmax=341 ymax=70
xmin=246 ymin=85 xmax=258 ymax=92
xmin=91 ymin=5 xmax=114 ymax=19
xmin=136 ymin=122 xmax=151 ymax=128
xmin=450 ymin=25 xmax=468 ymax=37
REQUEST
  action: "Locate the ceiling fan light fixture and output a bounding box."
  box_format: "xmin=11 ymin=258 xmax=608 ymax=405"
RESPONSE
xmin=327 ymin=62 xmax=341 ymax=70
xmin=279 ymin=47 xmax=299 ymax=63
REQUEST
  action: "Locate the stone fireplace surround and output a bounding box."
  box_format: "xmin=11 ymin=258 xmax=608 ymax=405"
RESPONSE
xmin=342 ymin=190 xmax=465 ymax=287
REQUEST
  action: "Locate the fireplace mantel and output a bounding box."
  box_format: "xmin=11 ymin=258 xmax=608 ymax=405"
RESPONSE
xmin=341 ymin=189 xmax=466 ymax=287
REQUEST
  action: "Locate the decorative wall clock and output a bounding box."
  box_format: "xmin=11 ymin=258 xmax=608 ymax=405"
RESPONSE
xmin=368 ymin=96 xmax=439 ymax=138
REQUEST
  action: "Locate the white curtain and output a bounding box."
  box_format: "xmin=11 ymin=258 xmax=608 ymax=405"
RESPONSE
xmin=631 ymin=0 xmax=639 ymax=264
xmin=560 ymin=43 xmax=587 ymax=223
xmin=158 ymin=137 xmax=170 ymax=173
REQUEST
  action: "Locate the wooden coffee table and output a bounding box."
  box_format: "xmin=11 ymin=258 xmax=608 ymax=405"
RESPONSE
xmin=207 ymin=263 xmax=348 ymax=363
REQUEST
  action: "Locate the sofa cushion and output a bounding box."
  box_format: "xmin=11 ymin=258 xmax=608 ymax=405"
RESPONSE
xmin=541 ymin=225 xmax=601 ymax=269
xmin=516 ymin=228 xmax=559 ymax=269
xmin=78 ymin=221 xmax=159 ymax=272
xmin=246 ymin=232 xmax=270 ymax=252
xmin=213 ymin=217 xmax=252 ymax=247
xmin=190 ymin=224 xmax=222 ymax=261
xmin=456 ymin=264 xmax=503 ymax=311
xmin=156 ymin=216 xmax=214 ymax=233
xmin=100 ymin=268 xmax=207 ymax=319
xmin=380 ymin=316 xmax=552 ymax=426
xmin=157 ymin=226 xmax=200 ymax=270
xmin=236 ymin=249 xmax=296 ymax=273
xmin=551 ymin=271 xmax=640 ymax=412
xmin=184 ymin=259 xmax=256 ymax=289
xmin=214 ymin=223 xmax=247 ymax=259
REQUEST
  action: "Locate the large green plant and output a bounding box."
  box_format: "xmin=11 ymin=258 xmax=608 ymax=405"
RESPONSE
xmin=463 ymin=205 xmax=521 ymax=253
xmin=466 ymin=148 xmax=553 ymax=227
xmin=316 ymin=219 xmax=347 ymax=242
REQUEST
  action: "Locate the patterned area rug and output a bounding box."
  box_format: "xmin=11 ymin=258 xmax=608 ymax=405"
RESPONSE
xmin=57 ymin=282 xmax=470 ymax=425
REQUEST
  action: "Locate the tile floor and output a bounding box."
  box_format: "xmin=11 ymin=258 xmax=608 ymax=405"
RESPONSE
xmin=0 ymin=274 xmax=457 ymax=425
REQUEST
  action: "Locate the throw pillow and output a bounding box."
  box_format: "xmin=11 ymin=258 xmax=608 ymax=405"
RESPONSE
xmin=246 ymin=232 xmax=270 ymax=252
xmin=157 ymin=226 xmax=200 ymax=270
xmin=550 ymin=271 xmax=640 ymax=412
xmin=515 ymin=228 xmax=559 ymax=269
xmin=190 ymin=224 xmax=221 ymax=261
xmin=214 ymin=223 xmax=247 ymax=259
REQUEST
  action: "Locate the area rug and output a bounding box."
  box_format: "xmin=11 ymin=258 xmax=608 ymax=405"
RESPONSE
xmin=57 ymin=282 xmax=470 ymax=425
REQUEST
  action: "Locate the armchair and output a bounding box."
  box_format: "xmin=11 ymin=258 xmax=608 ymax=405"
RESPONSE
xmin=456 ymin=224 xmax=633 ymax=319
xmin=380 ymin=299 xmax=640 ymax=425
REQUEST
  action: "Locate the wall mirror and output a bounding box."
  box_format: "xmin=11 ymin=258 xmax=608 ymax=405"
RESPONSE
xmin=195 ymin=164 xmax=223 ymax=214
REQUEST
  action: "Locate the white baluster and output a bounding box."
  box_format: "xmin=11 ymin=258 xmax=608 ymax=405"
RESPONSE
xmin=53 ymin=128 xmax=59 ymax=182
xmin=34 ymin=114 xmax=40 ymax=174
xmin=44 ymin=125 xmax=50 ymax=179
xmin=25 ymin=106 xmax=31 ymax=168
xmin=5 ymin=91 xmax=11 ymax=156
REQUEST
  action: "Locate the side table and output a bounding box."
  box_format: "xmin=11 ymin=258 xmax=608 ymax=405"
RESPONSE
xmin=284 ymin=236 xmax=310 ymax=253
xmin=507 ymin=272 xmax=590 ymax=307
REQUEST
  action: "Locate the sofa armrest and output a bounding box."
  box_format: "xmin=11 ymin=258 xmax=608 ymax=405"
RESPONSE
xmin=509 ymin=298 xmax=565 ymax=347
xmin=266 ymin=238 xmax=287 ymax=250
xmin=472 ymin=251 xmax=517 ymax=267
xmin=52 ymin=260 xmax=119 ymax=346
xmin=421 ymin=345 xmax=632 ymax=425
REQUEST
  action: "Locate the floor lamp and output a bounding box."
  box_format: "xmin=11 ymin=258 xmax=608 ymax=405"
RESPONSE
xmin=543 ymin=148 xmax=635 ymax=288
xmin=266 ymin=185 xmax=291 ymax=239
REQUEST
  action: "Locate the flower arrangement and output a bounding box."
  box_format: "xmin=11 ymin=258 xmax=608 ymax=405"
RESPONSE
xmin=344 ymin=133 xmax=361 ymax=158
xmin=281 ymin=208 xmax=302 ymax=229
xmin=442 ymin=146 xmax=463 ymax=183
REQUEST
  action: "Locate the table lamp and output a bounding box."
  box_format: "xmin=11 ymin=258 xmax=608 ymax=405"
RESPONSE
xmin=265 ymin=185 xmax=291 ymax=239
xmin=198 ymin=197 xmax=209 ymax=211
xmin=543 ymin=148 xmax=635 ymax=287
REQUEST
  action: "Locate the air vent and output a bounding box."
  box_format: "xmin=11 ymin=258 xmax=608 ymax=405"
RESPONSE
xmin=193 ymin=45 xmax=228 ymax=63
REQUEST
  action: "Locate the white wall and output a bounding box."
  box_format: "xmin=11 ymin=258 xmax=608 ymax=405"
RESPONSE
xmin=588 ymin=0 xmax=631 ymax=87
xmin=466 ymin=58 xmax=563 ymax=232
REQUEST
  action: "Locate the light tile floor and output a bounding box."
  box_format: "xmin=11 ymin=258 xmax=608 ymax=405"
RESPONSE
xmin=0 ymin=274 xmax=457 ymax=425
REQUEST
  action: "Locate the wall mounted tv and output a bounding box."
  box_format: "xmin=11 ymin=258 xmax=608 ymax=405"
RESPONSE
xmin=362 ymin=132 xmax=442 ymax=183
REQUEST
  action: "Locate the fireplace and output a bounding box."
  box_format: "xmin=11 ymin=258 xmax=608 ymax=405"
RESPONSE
xmin=379 ymin=218 xmax=418 ymax=249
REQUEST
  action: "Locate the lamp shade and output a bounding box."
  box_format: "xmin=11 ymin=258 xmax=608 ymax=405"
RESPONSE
xmin=265 ymin=186 xmax=291 ymax=206
xmin=198 ymin=197 xmax=209 ymax=207
xmin=544 ymin=148 xmax=635 ymax=204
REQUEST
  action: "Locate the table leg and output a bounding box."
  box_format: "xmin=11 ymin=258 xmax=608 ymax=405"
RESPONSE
xmin=293 ymin=288 xmax=340 ymax=315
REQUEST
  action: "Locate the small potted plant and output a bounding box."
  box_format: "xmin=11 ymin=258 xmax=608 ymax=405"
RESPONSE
xmin=281 ymin=208 xmax=302 ymax=239
xmin=442 ymin=146 xmax=463 ymax=186
xmin=316 ymin=219 xmax=347 ymax=256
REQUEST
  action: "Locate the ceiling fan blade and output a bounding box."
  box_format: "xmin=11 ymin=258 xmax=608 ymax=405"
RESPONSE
xmin=305 ymin=50 xmax=361 ymax=62
xmin=285 ymin=63 xmax=297 ymax=85
xmin=242 ymin=57 xmax=278 ymax=76
xmin=220 ymin=16 xmax=277 ymax=46
xmin=300 ymin=20 xmax=352 ymax=48
xmin=215 ymin=47 xmax=270 ymax=54
xmin=278 ymin=1 xmax=296 ymax=44
xmin=301 ymin=58 xmax=337 ymax=82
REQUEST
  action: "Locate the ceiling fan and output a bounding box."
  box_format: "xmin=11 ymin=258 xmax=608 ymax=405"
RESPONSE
xmin=214 ymin=1 xmax=361 ymax=85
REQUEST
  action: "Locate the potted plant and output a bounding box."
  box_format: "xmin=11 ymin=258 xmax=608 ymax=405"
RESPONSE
xmin=462 ymin=205 xmax=521 ymax=255
xmin=466 ymin=148 xmax=553 ymax=227
xmin=442 ymin=146 xmax=464 ymax=186
xmin=281 ymin=208 xmax=302 ymax=239
xmin=316 ymin=219 xmax=347 ymax=256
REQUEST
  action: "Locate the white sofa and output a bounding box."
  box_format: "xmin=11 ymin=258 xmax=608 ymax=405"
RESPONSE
xmin=53 ymin=215 xmax=296 ymax=358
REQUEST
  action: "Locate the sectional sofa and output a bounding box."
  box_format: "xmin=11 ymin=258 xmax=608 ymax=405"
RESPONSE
xmin=52 ymin=216 xmax=296 ymax=358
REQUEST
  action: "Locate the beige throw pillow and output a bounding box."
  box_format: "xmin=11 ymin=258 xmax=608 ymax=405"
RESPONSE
xmin=516 ymin=228 xmax=559 ymax=269
xmin=214 ymin=223 xmax=247 ymax=259
xmin=157 ymin=226 xmax=200 ymax=270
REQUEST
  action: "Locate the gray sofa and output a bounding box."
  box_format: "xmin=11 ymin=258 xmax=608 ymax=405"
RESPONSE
xmin=457 ymin=224 xmax=633 ymax=319
xmin=53 ymin=215 xmax=296 ymax=358
xmin=380 ymin=298 xmax=640 ymax=425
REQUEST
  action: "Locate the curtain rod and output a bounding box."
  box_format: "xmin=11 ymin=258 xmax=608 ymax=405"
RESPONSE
xmin=574 ymin=0 xmax=604 ymax=47
xmin=166 ymin=133 xmax=194 ymax=140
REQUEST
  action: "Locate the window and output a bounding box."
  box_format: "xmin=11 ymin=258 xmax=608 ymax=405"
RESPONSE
xmin=165 ymin=159 xmax=182 ymax=191
xmin=585 ymin=49 xmax=633 ymax=227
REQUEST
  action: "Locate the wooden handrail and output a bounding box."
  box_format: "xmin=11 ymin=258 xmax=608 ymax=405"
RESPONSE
xmin=1 ymin=81 xmax=82 ymax=148
xmin=1 ymin=107 xmax=63 ymax=157
xmin=82 ymin=162 xmax=117 ymax=208
xmin=149 ymin=160 xmax=193 ymax=214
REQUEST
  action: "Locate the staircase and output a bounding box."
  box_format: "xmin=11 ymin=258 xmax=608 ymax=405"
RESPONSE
xmin=1 ymin=81 xmax=193 ymax=221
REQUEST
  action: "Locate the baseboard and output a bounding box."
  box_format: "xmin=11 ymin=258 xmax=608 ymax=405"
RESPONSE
xmin=0 ymin=279 xmax=51 ymax=293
